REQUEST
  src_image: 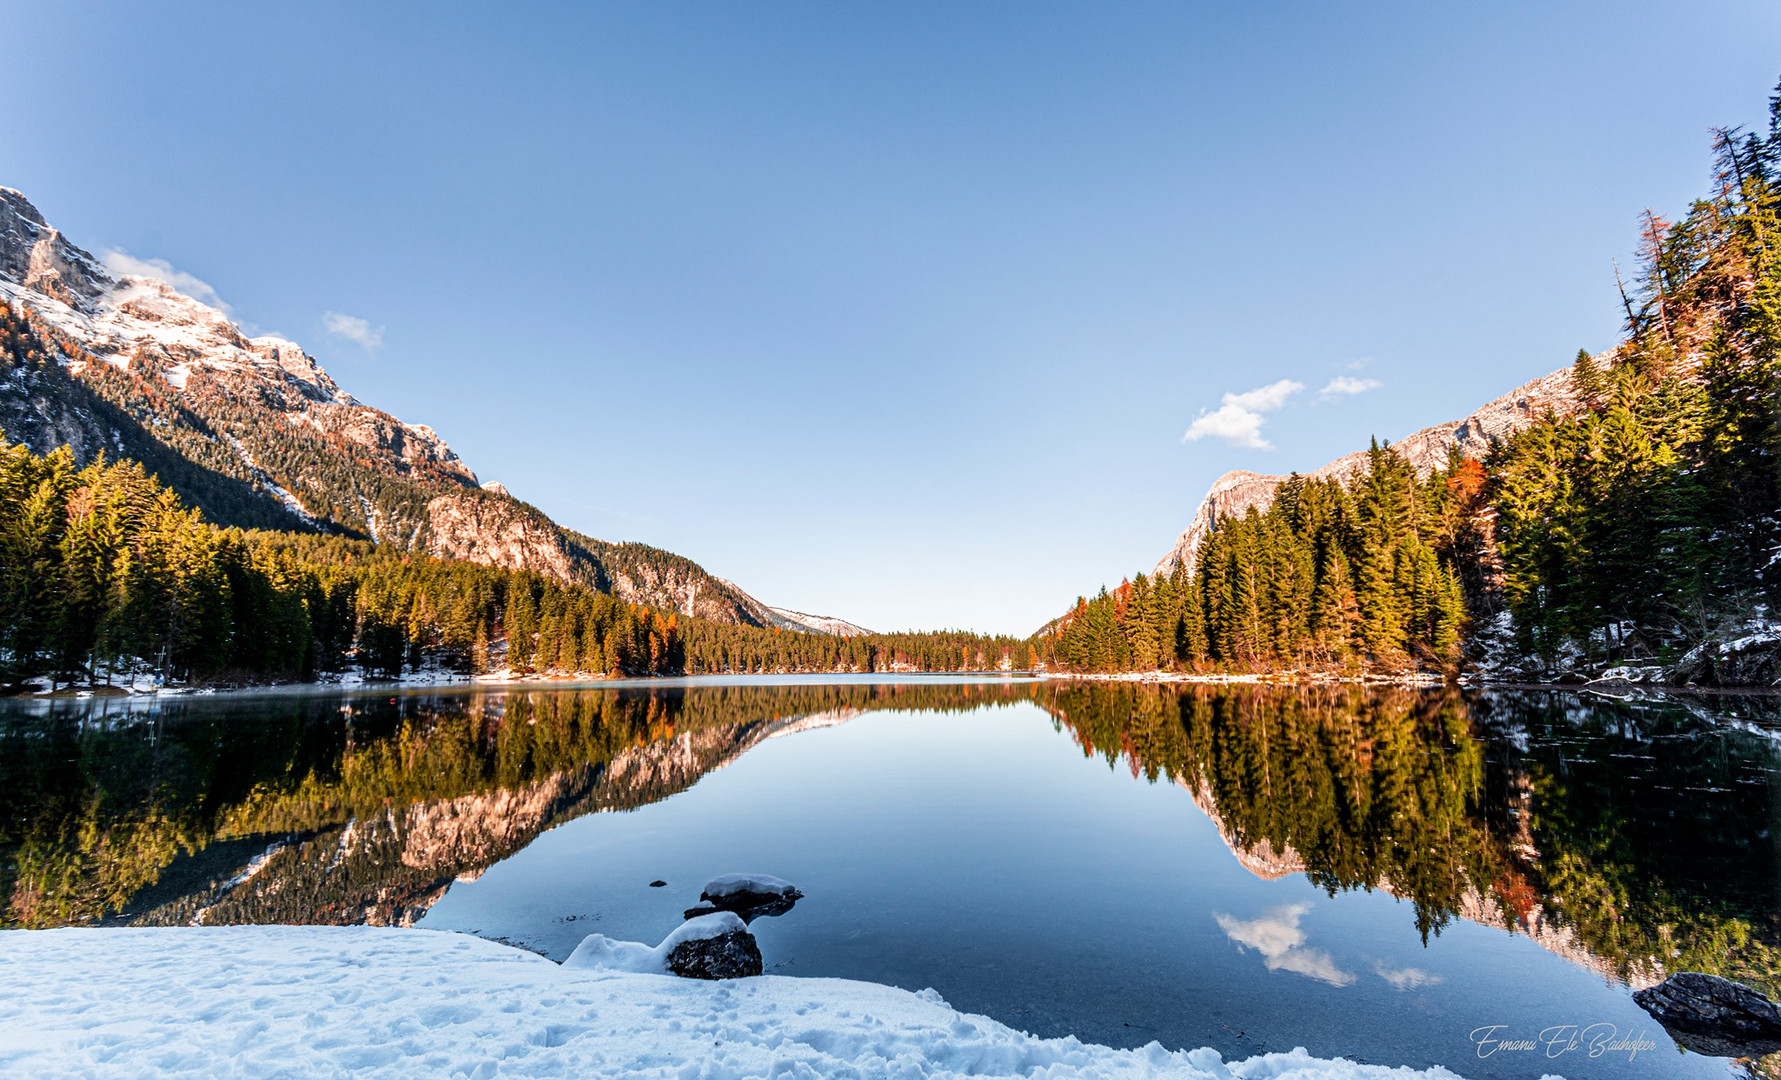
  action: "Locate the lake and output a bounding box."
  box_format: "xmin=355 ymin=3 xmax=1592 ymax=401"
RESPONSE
xmin=4 ymin=676 xmax=1778 ymax=1078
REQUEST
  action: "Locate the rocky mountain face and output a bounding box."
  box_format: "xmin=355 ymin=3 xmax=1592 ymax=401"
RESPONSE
xmin=768 ymin=608 xmax=875 ymax=636
xmin=1153 ymin=364 xmax=1588 ymax=578
xmin=0 ymin=187 xmax=821 ymax=630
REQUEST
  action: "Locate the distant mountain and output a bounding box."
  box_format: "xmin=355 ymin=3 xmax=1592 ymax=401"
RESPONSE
xmin=767 ymin=607 xmax=875 ymax=636
xmin=0 ymin=186 xmax=854 ymax=631
xmin=1152 ymin=363 xmax=1589 ymax=578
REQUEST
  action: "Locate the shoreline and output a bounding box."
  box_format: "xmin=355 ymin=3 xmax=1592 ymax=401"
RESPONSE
xmin=7 ymin=665 xmax=1778 ymax=703
xmin=0 ymin=924 xmax=1469 ymax=1079
xmin=1037 ymin=669 xmax=1781 ymax=696
xmin=0 ymin=668 xmax=1044 ymax=704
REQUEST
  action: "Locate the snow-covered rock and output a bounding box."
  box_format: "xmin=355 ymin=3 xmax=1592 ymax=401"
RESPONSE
xmin=565 ymin=912 xmax=762 ymax=979
xmin=0 ymin=926 xmax=1473 ymax=1078
xmin=1668 ymin=624 xmax=1781 ymax=687
xmin=664 ymin=919 xmax=764 ymax=980
xmin=702 ymin=873 xmax=801 ymax=902
xmin=684 ymin=873 xmax=805 ymax=923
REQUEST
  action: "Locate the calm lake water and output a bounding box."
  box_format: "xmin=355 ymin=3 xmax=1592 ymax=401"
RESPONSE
xmin=4 ymin=676 xmax=1779 ymax=1078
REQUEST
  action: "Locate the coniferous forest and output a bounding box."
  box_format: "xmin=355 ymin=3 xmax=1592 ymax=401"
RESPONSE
xmin=1039 ymin=87 xmax=1780 ymax=679
xmin=4 ymin=86 xmax=1779 ymax=690
xmin=1039 ymin=444 xmax=1473 ymax=674
xmin=0 ymin=441 xmax=1025 ymax=690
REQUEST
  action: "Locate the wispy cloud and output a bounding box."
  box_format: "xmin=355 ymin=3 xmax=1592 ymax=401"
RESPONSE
xmin=1215 ymin=904 xmax=1356 ymax=987
xmin=1374 ymin=962 xmax=1443 ymax=991
xmin=1182 ymin=379 xmax=1304 ymax=450
xmin=100 ymin=250 xmax=230 ymax=313
xmin=1319 ymin=375 xmax=1381 ymax=398
xmin=322 ymin=311 xmax=384 ymax=352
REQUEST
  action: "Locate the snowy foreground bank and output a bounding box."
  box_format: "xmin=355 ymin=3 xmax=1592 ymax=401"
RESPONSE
xmin=0 ymin=927 xmax=1482 ymax=1079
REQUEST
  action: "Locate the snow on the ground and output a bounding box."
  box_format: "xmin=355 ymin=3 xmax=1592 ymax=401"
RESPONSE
xmin=0 ymin=926 xmax=1479 ymax=1080
xmin=563 ymin=912 xmax=746 ymax=974
xmin=13 ymin=663 xmax=164 ymax=697
xmin=1588 ymin=665 xmax=1668 ymax=684
xmin=330 ymin=662 xmax=476 ymax=689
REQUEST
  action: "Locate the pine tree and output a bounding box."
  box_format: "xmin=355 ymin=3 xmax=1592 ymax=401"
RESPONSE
xmin=1572 ymin=348 xmax=1606 ymax=406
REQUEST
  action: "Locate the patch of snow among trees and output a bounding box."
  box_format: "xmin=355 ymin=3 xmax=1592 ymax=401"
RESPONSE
xmin=222 ymin=434 xmax=316 ymax=526
xmin=0 ymin=926 xmax=1474 ymax=1079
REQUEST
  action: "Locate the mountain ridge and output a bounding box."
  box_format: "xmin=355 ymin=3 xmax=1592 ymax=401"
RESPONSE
xmin=0 ymin=186 xmax=850 ymax=632
xmin=767 ymin=607 xmax=875 ymax=636
xmin=1153 ymin=362 xmax=1590 ymax=578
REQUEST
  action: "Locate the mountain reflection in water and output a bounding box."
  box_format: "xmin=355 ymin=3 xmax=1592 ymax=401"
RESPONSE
xmin=3 ymin=680 xmax=1777 ymax=1005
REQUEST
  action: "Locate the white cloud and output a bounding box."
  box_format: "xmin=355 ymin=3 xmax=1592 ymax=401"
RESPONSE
xmin=322 ymin=311 xmax=384 ymax=352
xmin=1226 ymin=380 xmax=1303 ymax=411
xmin=1319 ymin=376 xmax=1381 ymax=397
xmin=1374 ymin=963 xmax=1443 ymax=991
xmin=1215 ymin=904 xmax=1356 ymax=987
xmin=1182 ymin=378 xmax=1304 ymax=449
xmin=100 ymin=250 xmax=230 ymax=313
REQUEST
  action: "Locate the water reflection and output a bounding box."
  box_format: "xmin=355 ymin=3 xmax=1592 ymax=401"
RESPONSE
xmin=0 ymin=682 xmax=1033 ymax=930
xmin=1050 ymin=683 xmax=1781 ymax=999
xmin=1216 ymin=903 xmax=1357 ymax=986
xmin=3 ymin=681 xmax=1778 ymax=1007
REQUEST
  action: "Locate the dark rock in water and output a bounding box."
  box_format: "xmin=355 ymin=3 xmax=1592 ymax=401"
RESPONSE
xmin=648 ymin=880 xmax=667 ymax=888
xmin=681 ymin=897 xmax=799 ymax=922
xmin=665 ymin=927 xmax=763 ymax=980
xmin=1633 ymin=972 xmax=1781 ymax=1057
xmin=690 ymin=873 xmax=802 ymax=923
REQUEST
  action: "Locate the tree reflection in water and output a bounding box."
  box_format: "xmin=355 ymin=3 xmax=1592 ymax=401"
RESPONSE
xmin=3 ymin=681 xmax=1776 ymax=998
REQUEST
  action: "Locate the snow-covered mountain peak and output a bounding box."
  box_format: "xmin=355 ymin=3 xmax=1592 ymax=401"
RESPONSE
xmin=1 ymin=189 xmax=108 ymax=311
xmin=0 ymin=187 xmax=41 ymax=219
xmin=0 ymin=186 xmax=845 ymax=635
xmin=0 ymin=187 xmax=471 ymax=478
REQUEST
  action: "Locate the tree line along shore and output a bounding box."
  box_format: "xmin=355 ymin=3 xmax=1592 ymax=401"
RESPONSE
xmin=1040 ymin=92 xmax=1780 ymax=685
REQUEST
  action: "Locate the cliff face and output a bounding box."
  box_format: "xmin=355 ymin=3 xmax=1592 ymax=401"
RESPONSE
xmin=768 ymin=609 xmax=875 ymax=636
xmin=424 ymin=491 xmax=585 ymax=584
xmin=0 ymin=187 xmax=814 ymax=629
xmin=1153 ymin=365 xmax=1588 ymax=578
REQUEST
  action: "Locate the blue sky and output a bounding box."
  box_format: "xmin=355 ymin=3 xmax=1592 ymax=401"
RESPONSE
xmin=4 ymin=2 xmax=1778 ymax=635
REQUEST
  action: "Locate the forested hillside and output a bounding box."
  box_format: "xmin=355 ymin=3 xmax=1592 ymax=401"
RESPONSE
xmin=1041 ymin=83 xmax=1780 ymax=683
xmin=1039 ymin=443 xmax=1474 ymax=674
xmin=1488 ymin=118 xmax=1780 ymax=677
xmin=0 ymin=189 xmax=823 ymax=631
xmin=0 ymin=439 xmax=1022 ymax=690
